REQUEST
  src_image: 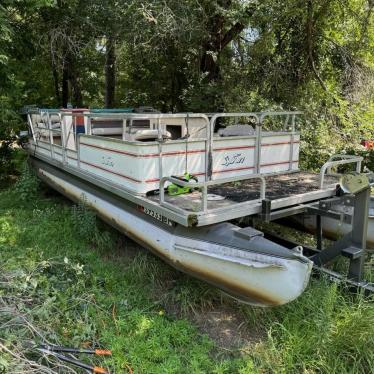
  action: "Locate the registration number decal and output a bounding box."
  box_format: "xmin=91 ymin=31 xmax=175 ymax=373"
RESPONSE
xmin=138 ymin=206 xmax=174 ymax=227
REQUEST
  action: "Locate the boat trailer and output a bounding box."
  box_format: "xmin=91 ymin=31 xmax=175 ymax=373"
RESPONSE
xmin=260 ymin=183 xmax=373 ymax=295
xmin=25 ymin=109 xmax=374 ymax=304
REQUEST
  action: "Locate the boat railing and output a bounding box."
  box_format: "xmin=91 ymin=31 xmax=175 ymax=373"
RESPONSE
xmin=29 ymin=110 xmax=304 ymax=177
xmin=159 ymin=152 xmax=362 ymax=217
xmin=159 ymin=173 xmax=266 ymax=214
xmin=82 ymin=112 xmax=212 ymax=179
xmin=155 ymin=152 xmax=364 ymax=220
xmin=29 ymin=110 xmax=64 ymax=159
xmin=209 ymin=111 xmax=302 ymax=175
xmin=320 ymin=154 xmax=363 ymax=189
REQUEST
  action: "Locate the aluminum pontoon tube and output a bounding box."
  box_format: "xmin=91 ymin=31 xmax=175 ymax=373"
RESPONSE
xmin=30 ymin=157 xmax=313 ymax=306
xmin=291 ymin=212 xmax=374 ymax=250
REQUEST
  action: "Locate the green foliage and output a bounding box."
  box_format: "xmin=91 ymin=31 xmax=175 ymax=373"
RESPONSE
xmin=71 ymin=194 xmax=114 ymax=249
xmin=250 ymin=279 xmax=374 ymax=373
xmin=1 ymin=183 xmax=373 ymax=373
xmin=0 ymin=188 xmax=241 ymax=373
xmin=13 ymin=161 xmax=40 ymax=202
xmin=0 ymin=3 xmax=373 ymax=371
xmin=0 ymin=141 xmax=15 ymax=186
xmin=71 ymin=195 xmax=98 ymax=240
xmin=346 ymin=147 xmax=374 ymax=172
xmin=0 ymin=0 xmax=373 ymax=159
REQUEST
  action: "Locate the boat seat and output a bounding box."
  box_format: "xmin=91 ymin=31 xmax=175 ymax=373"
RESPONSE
xmin=33 ymin=113 xmax=61 ymax=124
xmin=218 ymin=124 xmax=255 ymax=137
xmin=37 ymin=122 xmax=61 ymax=130
xmin=133 ymin=129 xmax=171 ymax=141
xmin=91 ymin=119 xmax=123 ymax=136
xmin=92 ymin=127 xmax=123 ymax=135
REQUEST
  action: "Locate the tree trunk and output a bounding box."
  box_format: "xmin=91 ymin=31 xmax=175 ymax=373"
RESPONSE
xmin=199 ymin=12 xmax=224 ymax=82
xmin=198 ymin=2 xmax=255 ymax=111
xmin=48 ymin=34 xmax=61 ymax=106
xmin=306 ymin=0 xmax=327 ymax=91
xmin=67 ymin=55 xmax=83 ymax=107
xmin=105 ymin=36 xmax=116 ymax=108
xmin=62 ymin=61 xmax=69 ymax=108
xmin=51 ymin=61 xmax=61 ymax=107
xmin=200 ymin=2 xmax=255 ymax=82
xmin=70 ymin=73 xmax=83 ymax=107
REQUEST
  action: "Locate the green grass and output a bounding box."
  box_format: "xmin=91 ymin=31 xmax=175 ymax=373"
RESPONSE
xmin=0 ymin=169 xmax=373 ymax=373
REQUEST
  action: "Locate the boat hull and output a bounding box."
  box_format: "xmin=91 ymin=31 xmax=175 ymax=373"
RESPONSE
xmin=30 ymin=157 xmax=313 ymax=306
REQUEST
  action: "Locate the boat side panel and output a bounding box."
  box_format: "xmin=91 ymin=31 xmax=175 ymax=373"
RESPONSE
xmin=79 ymin=135 xmax=207 ymax=194
xmin=260 ymin=134 xmax=300 ymax=173
xmin=211 ymin=137 xmax=256 ymax=179
xmin=77 ymin=133 xmax=300 ymax=192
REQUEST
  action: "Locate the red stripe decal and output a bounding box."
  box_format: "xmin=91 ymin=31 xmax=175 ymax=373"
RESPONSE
xmin=80 ymin=142 xmax=140 ymax=157
xmin=80 ymin=141 xmax=299 ymax=159
xmin=161 ymin=150 xmax=205 ymax=156
xmin=80 ymin=142 xmax=205 ymax=158
xmin=78 ymin=159 xmax=298 ymax=184
xmin=80 ymin=160 xmax=141 ymax=183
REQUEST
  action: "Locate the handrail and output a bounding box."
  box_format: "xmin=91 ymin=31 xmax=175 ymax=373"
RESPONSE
xmin=159 ymin=173 xmax=266 ymax=213
xmin=319 ymin=154 xmax=363 ymax=189
xmin=30 ymin=109 xmax=304 ymax=185
xmin=326 ymin=154 xmax=362 ymax=171
xmin=259 ymin=111 xmax=303 ymax=121
xmin=259 ymin=111 xmax=303 ymax=132
xmin=84 ymin=112 xmax=210 ymax=120
xmin=209 ymin=112 xmax=260 ymax=132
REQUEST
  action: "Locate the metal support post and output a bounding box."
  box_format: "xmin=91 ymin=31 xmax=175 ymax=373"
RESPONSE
xmin=261 ymin=199 xmax=271 ymax=222
xmin=316 ymin=215 xmax=323 ymax=250
xmin=347 ymin=187 xmax=370 ymax=281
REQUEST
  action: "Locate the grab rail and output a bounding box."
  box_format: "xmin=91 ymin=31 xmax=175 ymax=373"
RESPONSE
xmin=159 ymin=173 xmax=266 ymax=213
xmin=319 ymin=154 xmax=363 ymax=189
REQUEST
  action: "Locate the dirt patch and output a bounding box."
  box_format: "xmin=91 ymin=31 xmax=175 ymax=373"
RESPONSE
xmin=191 ymin=304 xmax=265 ymax=352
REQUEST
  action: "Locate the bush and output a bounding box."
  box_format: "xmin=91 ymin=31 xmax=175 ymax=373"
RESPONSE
xmin=14 ymin=161 xmax=40 ymax=202
xmin=71 ymin=194 xmax=112 ymax=249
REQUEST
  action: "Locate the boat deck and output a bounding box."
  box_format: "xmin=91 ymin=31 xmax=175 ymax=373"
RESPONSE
xmin=146 ymin=172 xmax=340 ymax=225
xmin=209 ymin=172 xmax=339 ymax=202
